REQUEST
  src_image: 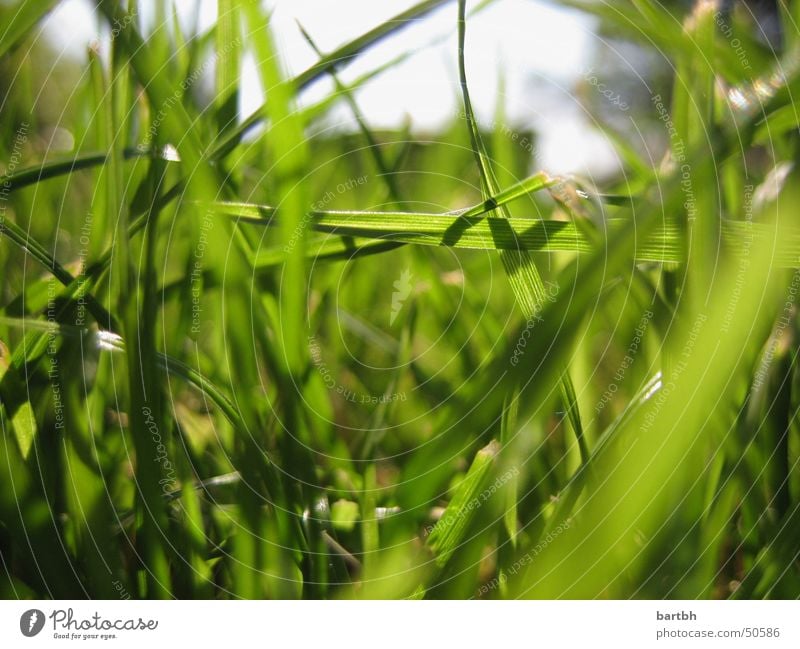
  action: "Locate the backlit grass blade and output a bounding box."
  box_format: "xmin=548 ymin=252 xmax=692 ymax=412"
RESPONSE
xmin=298 ymin=23 xmax=403 ymax=206
xmin=0 ymin=148 xmax=155 ymax=194
xmin=207 ymin=199 xmax=800 ymax=265
xmin=242 ymin=0 xmax=317 ymax=598
xmin=675 ymin=0 xmax=719 ymax=311
xmin=215 ymin=0 xmax=240 ymax=134
xmin=496 ymin=391 xmax=520 ymax=598
xmin=204 ymin=200 xmax=670 ymax=257
xmin=0 ymin=313 xmax=283 ymax=488
xmin=426 ymin=440 xmax=499 ymax=567
xmin=0 ymin=0 xmax=58 ymax=58
xmin=457 ymin=0 xmax=587 ymax=470
xmin=211 ymin=0 xmax=455 ymax=158
xmin=511 ymin=238 xmax=782 ymax=598
xmin=2 ymin=0 xmax=798 ymax=602
xmin=458 ymin=171 xmax=558 ymax=216
xmin=105 ymin=27 xmax=173 ymax=597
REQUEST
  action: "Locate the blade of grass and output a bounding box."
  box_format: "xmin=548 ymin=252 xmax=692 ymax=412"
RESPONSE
xmin=426 ymin=440 xmax=499 ymax=567
xmin=0 ymin=0 xmax=58 ymax=58
xmin=215 ymin=0 xmax=240 ymax=134
xmin=457 ymin=0 xmax=588 ymax=466
xmin=211 ymin=0 xmax=456 ymax=159
xmin=0 ymin=148 xmax=157 ymax=194
xmin=105 ymin=30 xmax=172 ymax=596
xmin=241 ymin=0 xmax=318 ymax=598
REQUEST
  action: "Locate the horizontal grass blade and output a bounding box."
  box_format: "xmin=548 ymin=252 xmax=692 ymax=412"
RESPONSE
xmin=205 ymin=201 xmax=798 ymax=265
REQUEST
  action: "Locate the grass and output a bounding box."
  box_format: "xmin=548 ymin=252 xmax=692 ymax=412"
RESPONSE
xmin=0 ymin=0 xmax=799 ymax=599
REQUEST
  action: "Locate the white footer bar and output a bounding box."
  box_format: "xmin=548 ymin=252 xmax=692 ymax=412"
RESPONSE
xmin=1 ymin=600 xmax=797 ymax=648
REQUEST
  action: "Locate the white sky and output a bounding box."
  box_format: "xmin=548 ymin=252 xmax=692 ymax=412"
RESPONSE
xmin=38 ymin=0 xmax=621 ymax=177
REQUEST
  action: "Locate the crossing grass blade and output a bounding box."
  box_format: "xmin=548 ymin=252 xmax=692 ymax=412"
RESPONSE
xmin=203 ymin=198 xmax=800 ymax=265
xmin=456 ymin=0 xmax=588 ymax=475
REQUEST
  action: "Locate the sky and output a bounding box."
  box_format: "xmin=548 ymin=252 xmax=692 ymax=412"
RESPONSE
xmin=37 ymin=0 xmax=621 ymax=177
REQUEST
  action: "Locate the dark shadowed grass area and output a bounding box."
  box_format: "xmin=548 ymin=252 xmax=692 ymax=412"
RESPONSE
xmin=0 ymin=0 xmax=800 ymax=599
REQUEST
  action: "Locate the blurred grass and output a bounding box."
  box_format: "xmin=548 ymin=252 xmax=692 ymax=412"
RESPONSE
xmin=0 ymin=0 xmax=799 ymax=600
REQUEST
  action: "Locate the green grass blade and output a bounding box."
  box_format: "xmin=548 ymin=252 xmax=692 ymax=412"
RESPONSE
xmin=0 ymin=148 xmax=156 ymax=194
xmin=0 ymin=0 xmax=58 ymax=58
xmin=211 ymin=0 xmax=454 ymax=159
xmin=457 ymin=0 xmax=587 ymax=469
xmin=427 ymin=440 xmax=499 ymax=567
xmin=215 ymin=0 xmax=240 ymax=134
